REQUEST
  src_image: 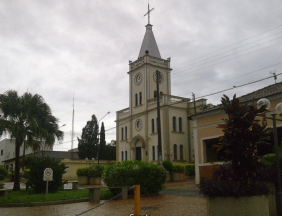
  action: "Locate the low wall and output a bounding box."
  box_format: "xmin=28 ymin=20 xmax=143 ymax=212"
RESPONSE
xmin=61 ymin=159 xmax=115 ymax=180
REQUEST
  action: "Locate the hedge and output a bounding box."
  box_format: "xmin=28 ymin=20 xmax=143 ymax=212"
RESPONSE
xmin=76 ymin=167 xmax=89 ymax=176
xmin=102 ymin=160 xmax=167 ymax=194
xmin=88 ymin=165 xmax=104 ymax=177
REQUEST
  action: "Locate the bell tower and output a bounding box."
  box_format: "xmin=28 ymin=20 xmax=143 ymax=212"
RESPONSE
xmin=128 ymin=5 xmax=172 ymax=116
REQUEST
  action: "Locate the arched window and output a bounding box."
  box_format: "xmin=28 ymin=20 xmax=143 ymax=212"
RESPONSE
xmin=121 ymin=127 xmax=124 ymax=140
xmin=125 ymin=126 xmax=127 ymax=139
xmin=179 ymin=117 xmax=183 ymax=132
xmin=121 ymin=151 xmax=124 ymax=161
xmin=151 ymin=119 xmax=155 ymax=133
xmin=152 ymin=146 xmax=155 ymax=160
xmin=139 ymin=92 xmax=142 ymax=105
xmin=173 ymin=116 xmax=177 ymax=131
xmin=135 ymin=94 xmax=138 ymax=106
xmin=174 ymin=144 xmax=177 ymax=160
xmin=180 ymin=145 xmax=184 ymax=160
xmin=125 ymin=151 xmax=127 ymax=161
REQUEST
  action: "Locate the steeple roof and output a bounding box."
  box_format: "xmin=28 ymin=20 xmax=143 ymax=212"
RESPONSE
xmin=138 ymin=24 xmax=161 ymax=59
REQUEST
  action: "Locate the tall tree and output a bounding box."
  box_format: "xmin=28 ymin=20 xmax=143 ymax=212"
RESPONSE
xmin=0 ymin=90 xmax=63 ymax=191
xmin=100 ymin=122 xmax=106 ymax=147
xmin=77 ymin=114 xmax=99 ymax=159
xmin=99 ymin=122 xmax=116 ymax=160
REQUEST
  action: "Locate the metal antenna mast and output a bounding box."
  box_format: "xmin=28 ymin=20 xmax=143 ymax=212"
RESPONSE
xmin=71 ymin=97 xmax=75 ymax=158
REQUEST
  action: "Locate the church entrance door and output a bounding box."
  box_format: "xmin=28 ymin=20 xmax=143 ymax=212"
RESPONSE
xmin=136 ymin=147 xmax=141 ymax=161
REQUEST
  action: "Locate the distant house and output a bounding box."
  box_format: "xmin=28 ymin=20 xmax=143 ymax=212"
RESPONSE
xmin=0 ymin=138 xmax=53 ymax=171
xmin=190 ymin=82 xmax=282 ymax=184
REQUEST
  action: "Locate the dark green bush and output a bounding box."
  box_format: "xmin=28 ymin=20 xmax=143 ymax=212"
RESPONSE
xmin=76 ymin=167 xmax=89 ymax=176
xmin=162 ymin=160 xmax=173 ymax=173
xmin=102 ymin=160 xmax=167 ymax=194
xmin=0 ymin=166 xmax=8 ymax=177
xmin=173 ymin=165 xmax=185 ymax=173
xmin=0 ymin=175 xmax=4 ymax=180
xmin=199 ymin=165 xmax=270 ymax=197
xmin=260 ymin=153 xmax=282 ymax=167
xmin=185 ymin=164 xmax=195 ymax=176
xmin=24 ymin=156 xmax=68 ymax=193
xmin=88 ymin=165 xmax=104 ymax=177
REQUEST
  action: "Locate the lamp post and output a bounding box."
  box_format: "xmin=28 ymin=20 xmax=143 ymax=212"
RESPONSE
xmin=97 ymin=111 xmax=111 ymax=165
xmin=258 ymin=98 xmax=282 ymax=215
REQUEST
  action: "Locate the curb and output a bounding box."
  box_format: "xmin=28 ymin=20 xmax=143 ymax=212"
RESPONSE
xmin=0 ymin=198 xmax=89 ymax=208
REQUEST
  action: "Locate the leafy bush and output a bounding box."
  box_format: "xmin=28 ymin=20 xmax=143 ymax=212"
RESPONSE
xmin=162 ymin=160 xmax=173 ymax=173
xmin=22 ymin=169 xmax=30 ymax=179
xmin=185 ymin=164 xmax=195 ymax=176
xmin=0 ymin=165 xmax=8 ymax=177
xmin=260 ymin=153 xmax=282 ymax=167
xmin=24 ymin=156 xmax=68 ymax=193
xmin=76 ymin=167 xmax=89 ymax=176
xmin=88 ymin=165 xmax=104 ymax=177
xmin=173 ymin=165 xmax=185 ymax=173
xmin=199 ymin=95 xmax=272 ymax=197
xmin=0 ymin=175 xmax=4 ymax=180
xmin=102 ymin=160 xmax=167 ymax=194
xmin=199 ymin=165 xmax=271 ymax=197
xmin=7 ymin=172 xmax=13 ymax=179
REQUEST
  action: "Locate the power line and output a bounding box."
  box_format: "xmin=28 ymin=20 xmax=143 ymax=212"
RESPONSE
xmin=106 ymin=74 xmax=280 ymax=132
xmin=177 ymin=61 xmax=282 ymax=97
xmin=172 ymin=24 xmax=282 ymax=69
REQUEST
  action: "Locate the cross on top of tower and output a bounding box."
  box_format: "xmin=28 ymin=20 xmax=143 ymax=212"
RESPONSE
xmin=144 ymin=3 xmax=154 ymax=25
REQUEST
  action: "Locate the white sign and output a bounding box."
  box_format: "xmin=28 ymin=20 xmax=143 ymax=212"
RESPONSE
xmin=43 ymin=168 xmax=53 ymax=181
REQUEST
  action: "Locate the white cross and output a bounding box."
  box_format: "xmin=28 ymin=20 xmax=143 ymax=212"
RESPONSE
xmin=144 ymin=4 xmax=154 ymax=25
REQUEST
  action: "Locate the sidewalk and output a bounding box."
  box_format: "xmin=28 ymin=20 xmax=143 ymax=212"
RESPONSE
xmin=1 ymin=179 xmax=207 ymax=216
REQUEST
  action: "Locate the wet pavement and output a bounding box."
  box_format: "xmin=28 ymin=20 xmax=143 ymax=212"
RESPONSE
xmin=1 ymin=179 xmax=207 ymax=216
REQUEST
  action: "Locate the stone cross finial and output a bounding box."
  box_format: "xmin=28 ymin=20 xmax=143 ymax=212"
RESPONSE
xmin=144 ymin=4 xmax=154 ymax=24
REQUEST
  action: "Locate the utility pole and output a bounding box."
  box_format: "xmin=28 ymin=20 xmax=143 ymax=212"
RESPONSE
xmin=192 ymin=93 xmax=196 ymax=114
xmin=156 ymin=70 xmax=162 ymax=165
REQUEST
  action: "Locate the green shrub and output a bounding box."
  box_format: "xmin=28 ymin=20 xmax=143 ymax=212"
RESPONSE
xmin=173 ymin=165 xmax=185 ymax=173
xmin=88 ymin=165 xmax=104 ymax=177
xmin=0 ymin=166 xmax=8 ymax=177
xmin=22 ymin=169 xmax=30 ymax=179
xmin=260 ymin=153 xmax=282 ymax=166
xmin=0 ymin=175 xmax=4 ymax=180
xmin=24 ymin=156 xmax=68 ymax=193
xmin=76 ymin=167 xmax=89 ymax=176
xmin=185 ymin=164 xmax=195 ymax=176
xmin=102 ymin=160 xmax=167 ymax=194
xmin=162 ymin=160 xmax=173 ymax=173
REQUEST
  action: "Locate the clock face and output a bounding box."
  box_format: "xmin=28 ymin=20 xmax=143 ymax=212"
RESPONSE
xmin=153 ymin=71 xmax=163 ymax=83
xmin=135 ymin=73 xmax=142 ymax=85
xmin=136 ymin=120 xmax=142 ymax=130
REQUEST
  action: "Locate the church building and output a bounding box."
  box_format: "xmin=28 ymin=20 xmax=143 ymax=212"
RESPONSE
xmin=116 ymin=6 xmax=208 ymax=163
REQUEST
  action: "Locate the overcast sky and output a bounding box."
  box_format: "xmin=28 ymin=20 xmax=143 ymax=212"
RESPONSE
xmin=1 ymin=0 xmax=282 ymax=151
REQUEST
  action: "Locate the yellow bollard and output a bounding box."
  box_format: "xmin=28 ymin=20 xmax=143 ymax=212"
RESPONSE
xmin=134 ymin=185 xmax=141 ymax=216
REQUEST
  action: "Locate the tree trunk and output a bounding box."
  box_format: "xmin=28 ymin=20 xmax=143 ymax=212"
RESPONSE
xmin=13 ymin=139 xmax=21 ymax=191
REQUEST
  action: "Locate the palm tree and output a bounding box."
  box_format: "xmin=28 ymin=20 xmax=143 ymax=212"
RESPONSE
xmin=0 ymin=90 xmax=63 ymax=191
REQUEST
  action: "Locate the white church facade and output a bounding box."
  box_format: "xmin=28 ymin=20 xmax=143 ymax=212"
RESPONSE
xmin=116 ymin=9 xmax=208 ymax=163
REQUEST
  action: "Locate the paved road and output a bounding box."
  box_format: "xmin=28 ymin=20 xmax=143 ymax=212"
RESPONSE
xmin=1 ymin=179 xmax=207 ymax=216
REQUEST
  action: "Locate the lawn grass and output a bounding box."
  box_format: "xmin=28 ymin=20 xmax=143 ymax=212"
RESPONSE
xmin=0 ymin=189 xmax=112 ymax=204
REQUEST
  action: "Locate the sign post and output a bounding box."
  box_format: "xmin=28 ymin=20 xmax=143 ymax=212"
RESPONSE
xmin=43 ymin=168 xmax=53 ymax=195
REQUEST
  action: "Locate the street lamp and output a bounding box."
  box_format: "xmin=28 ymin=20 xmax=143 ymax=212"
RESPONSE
xmin=97 ymin=111 xmax=111 ymax=165
xmin=258 ymin=98 xmax=282 ymax=215
xmin=59 ymin=124 xmax=66 ymax=128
